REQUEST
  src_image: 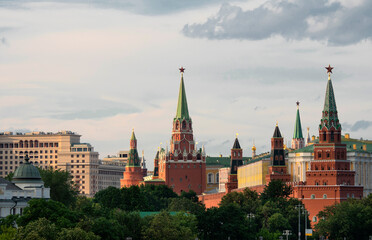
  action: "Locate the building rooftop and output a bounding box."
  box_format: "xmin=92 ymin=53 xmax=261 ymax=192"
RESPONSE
xmin=291 ymin=135 xmax=372 ymax=153
xmin=0 ymin=130 xmax=78 ymax=136
xmin=206 ymin=156 xmax=251 ymax=167
xmin=0 ymin=178 xmax=22 ymax=191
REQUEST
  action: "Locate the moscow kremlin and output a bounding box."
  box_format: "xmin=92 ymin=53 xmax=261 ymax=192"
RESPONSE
xmin=120 ymin=65 xmax=365 ymax=228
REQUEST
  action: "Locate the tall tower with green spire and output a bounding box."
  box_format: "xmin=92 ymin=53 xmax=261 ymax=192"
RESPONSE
xmin=296 ymin=65 xmax=363 ymax=225
xmin=158 ymin=67 xmax=206 ymax=195
xmin=291 ymin=101 xmax=305 ymax=149
xmin=120 ymin=129 xmax=143 ymax=188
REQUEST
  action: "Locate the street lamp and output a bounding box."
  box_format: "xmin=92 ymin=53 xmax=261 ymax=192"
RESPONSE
xmin=303 ymin=209 xmax=308 ymax=240
xmin=295 ymin=204 xmax=303 ymax=240
xmin=283 ymin=230 xmax=292 ymax=240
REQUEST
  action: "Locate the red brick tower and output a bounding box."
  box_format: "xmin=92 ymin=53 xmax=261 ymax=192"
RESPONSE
xmin=266 ymin=123 xmax=291 ymax=183
xmin=158 ymin=67 xmax=206 ymax=194
xmin=225 ymin=136 xmax=243 ymax=193
xmin=293 ymin=65 xmax=363 ymax=224
xmin=120 ymin=130 xmax=144 ymax=188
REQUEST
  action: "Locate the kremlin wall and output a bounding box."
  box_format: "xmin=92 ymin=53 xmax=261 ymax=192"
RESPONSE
xmin=120 ymin=65 xmax=371 ymax=227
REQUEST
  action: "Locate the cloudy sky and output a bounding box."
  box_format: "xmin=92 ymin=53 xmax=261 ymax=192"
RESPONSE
xmin=1 ymin=0 xmax=372 ymax=169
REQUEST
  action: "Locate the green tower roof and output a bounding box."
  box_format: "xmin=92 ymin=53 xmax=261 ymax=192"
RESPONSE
xmin=175 ymin=74 xmax=190 ymax=120
xmin=12 ymin=155 xmax=43 ymax=183
xmin=131 ymin=129 xmax=136 ymax=141
xmin=320 ymin=74 xmax=341 ymax=130
xmin=293 ymin=103 xmax=303 ymax=139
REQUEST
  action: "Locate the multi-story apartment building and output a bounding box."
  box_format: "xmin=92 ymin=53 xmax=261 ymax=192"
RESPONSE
xmin=0 ymin=130 xmax=126 ymax=197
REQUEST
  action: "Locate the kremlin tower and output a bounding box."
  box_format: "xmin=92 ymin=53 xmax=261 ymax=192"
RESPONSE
xmin=266 ymin=123 xmax=290 ymax=183
xmin=291 ymin=101 xmax=305 ymax=149
xmin=225 ymin=136 xmax=243 ymax=193
xmin=158 ymin=67 xmax=206 ymax=194
xmin=293 ymin=65 xmax=363 ymax=224
xmin=120 ymin=130 xmax=144 ymax=188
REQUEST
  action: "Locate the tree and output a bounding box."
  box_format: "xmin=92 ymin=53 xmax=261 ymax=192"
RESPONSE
xmin=267 ymin=213 xmax=291 ymax=233
xmin=260 ymin=180 xmax=292 ymax=202
xmin=220 ymin=188 xmax=260 ymax=213
xmin=17 ymin=199 xmax=80 ymax=229
xmin=57 ymin=228 xmax=100 ymax=240
xmin=112 ymin=210 xmax=143 ymax=240
xmin=93 ymin=186 xmax=122 ymax=209
xmin=15 ymin=218 xmax=58 ymax=240
xmin=197 ymin=204 xmax=250 ymax=240
xmin=4 ymin=172 xmax=13 ymax=181
xmin=315 ymin=198 xmax=372 ymax=240
xmin=39 ymin=168 xmax=78 ymax=206
xmin=143 ymin=211 xmax=197 ymax=240
xmin=168 ymin=197 xmax=205 ymax=215
xmin=91 ymin=217 xmax=123 ymax=240
xmin=0 ymin=225 xmax=16 ymax=240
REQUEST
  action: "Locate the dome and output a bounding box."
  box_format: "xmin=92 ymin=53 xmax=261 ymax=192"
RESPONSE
xmin=12 ymin=155 xmax=43 ymax=183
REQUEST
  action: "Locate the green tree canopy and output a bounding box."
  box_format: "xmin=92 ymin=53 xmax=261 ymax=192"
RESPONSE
xmin=17 ymin=199 xmax=80 ymax=229
xmin=315 ymin=197 xmax=372 ymax=240
xmin=39 ymin=168 xmax=78 ymax=206
xmin=260 ymin=180 xmax=292 ymax=202
xmin=143 ymin=211 xmax=197 ymax=240
xmin=15 ymin=218 xmax=58 ymax=240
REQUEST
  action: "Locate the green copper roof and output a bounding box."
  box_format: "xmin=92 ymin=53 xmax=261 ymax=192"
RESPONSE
xmin=320 ymin=77 xmax=341 ymax=130
xmin=130 ymin=130 xmax=136 ymax=141
xmin=126 ymin=148 xmax=141 ymax=167
xmin=293 ymin=107 xmax=303 ymax=139
xmin=12 ymin=156 xmax=42 ymax=183
xmin=175 ymin=75 xmax=190 ymax=120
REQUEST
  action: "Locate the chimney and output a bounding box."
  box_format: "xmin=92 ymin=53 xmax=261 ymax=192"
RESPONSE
xmin=345 ymin=133 xmax=350 ymax=139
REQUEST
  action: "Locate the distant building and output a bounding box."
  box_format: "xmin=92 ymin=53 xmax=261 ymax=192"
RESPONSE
xmin=0 ymin=130 xmax=125 ymax=197
xmin=0 ymin=155 xmax=50 ymax=218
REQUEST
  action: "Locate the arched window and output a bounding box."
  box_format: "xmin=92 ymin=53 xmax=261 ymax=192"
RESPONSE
xmin=208 ymin=173 xmax=213 ymax=184
xmin=182 ymin=120 xmax=186 ymax=129
xmin=175 ymin=121 xmax=179 ymax=130
xmin=323 ymin=194 xmax=327 ymax=199
xmin=312 ymin=216 xmax=317 ymax=222
xmin=311 ymin=194 xmax=315 ymax=199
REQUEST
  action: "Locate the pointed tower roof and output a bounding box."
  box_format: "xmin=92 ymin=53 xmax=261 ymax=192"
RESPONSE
xmin=131 ymin=129 xmax=136 ymax=141
xmin=320 ymin=65 xmax=341 ymax=130
xmin=175 ymin=68 xmax=190 ymax=120
xmin=273 ymin=123 xmax=282 ymax=138
xmin=293 ymin=101 xmax=303 ymax=139
xmin=232 ymin=137 xmax=241 ymax=149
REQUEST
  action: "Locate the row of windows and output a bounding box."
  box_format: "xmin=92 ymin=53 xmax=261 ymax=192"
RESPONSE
xmin=71 ymin=160 xmax=86 ymax=163
xmin=0 ymin=154 xmax=58 ymax=160
xmin=71 ymin=154 xmax=86 ymax=158
xmin=0 ymin=142 xmax=58 ymax=148
xmin=0 ymin=150 xmax=58 ymax=154
xmin=70 ymin=165 xmax=86 ymax=168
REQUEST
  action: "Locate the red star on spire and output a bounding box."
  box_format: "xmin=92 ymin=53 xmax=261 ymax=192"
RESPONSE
xmin=325 ymin=64 xmax=333 ymax=74
xmin=179 ymin=67 xmax=185 ymax=73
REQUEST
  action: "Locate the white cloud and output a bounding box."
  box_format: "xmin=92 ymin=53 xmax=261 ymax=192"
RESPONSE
xmin=183 ymin=0 xmax=372 ymax=45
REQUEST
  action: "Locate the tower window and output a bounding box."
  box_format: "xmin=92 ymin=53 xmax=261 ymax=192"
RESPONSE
xmin=182 ymin=121 xmax=186 ymax=129
xmin=311 ymin=194 xmax=315 ymax=199
xmin=323 ymin=194 xmax=327 ymax=199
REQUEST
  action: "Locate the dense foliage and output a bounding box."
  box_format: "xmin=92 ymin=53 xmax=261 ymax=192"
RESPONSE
xmin=1 ymin=177 xmax=370 ymax=240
